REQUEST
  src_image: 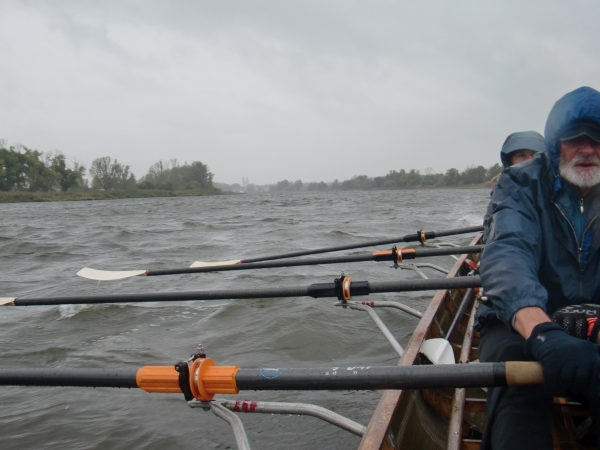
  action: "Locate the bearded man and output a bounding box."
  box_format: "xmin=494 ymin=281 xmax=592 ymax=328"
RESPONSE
xmin=476 ymin=86 xmax=600 ymax=449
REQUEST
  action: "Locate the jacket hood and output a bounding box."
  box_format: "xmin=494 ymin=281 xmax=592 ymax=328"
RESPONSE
xmin=544 ymin=86 xmax=600 ymax=191
xmin=500 ymin=130 xmax=545 ymax=168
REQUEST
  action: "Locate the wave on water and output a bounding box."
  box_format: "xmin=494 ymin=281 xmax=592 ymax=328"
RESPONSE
xmin=325 ymin=229 xmax=378 ymax=240
xmin=57 ymin=303 xmax=115 ymax=320
xmin=57 ymin=302 xmax=227 ymax=320
xmin=457 ymin=213 xmax=486 ymax=226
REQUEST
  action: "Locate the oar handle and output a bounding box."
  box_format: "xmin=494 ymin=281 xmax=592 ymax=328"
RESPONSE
xmin=505 ymin=361 xmax=544 ymax=386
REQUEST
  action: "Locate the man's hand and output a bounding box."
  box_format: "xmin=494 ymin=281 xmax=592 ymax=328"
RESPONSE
xmin=525 ymin=322 xmax=600 ymax=395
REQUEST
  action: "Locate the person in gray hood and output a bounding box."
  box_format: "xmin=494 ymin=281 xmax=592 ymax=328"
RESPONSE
xmin=477 ymin=86 xmax=600 ymax=449
xmin=499 ymin=130 xmax=546 ymax=168
xmin=482 ymin=131 xmax=546 ymax=241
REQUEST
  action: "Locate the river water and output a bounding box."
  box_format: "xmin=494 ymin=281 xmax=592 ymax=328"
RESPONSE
xmin=0 ymin=189 xmax=488 ymax=449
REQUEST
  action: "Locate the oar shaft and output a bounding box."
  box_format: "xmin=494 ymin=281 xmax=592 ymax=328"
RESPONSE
xmin=242 ymin=225 xmax=483 ymax=263
xmin=0 ymin=362 xmax=543 ymax=391
xmin=367 ymin=275 xmax=481 ymax=294
xmin=148 ymin=245 xmax=483 ymax=277
xmin=8 ymin=276 xmax=482 ymax=306
xmin=0 ymin=368 xmax=138 ymax=388
xmin=11 ymin=286 xmax=310 ymax=306
xmin=235 ymin=364 xmax=505 ymax=390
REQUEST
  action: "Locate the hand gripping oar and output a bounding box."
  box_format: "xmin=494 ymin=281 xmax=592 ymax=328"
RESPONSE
xmin=77 ymin=245 xmax=484 ymax=281
xmin=0 ymin=274 xmax=481 ymax=306
xmin=0 ymin=359 xmax=544 ymax=398
xmin=76 ymin=225 xmax=483 ymax=281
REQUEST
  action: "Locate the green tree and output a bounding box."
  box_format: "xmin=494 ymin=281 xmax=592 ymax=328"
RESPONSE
xmin=50 ymin=153 xmax=86 ymax=192
xmin=0 ymin=146 xmax=28 ymax=191
xmin=22 ymin=147 xmax=56 ymax=192
xmin=406 ymin=169 xmax=422 ymax=187
xmin=444 ymin=168 xmax=461 ymax=186
xmin=461 ymin=165 xmax=487 ymax=185
xmin=90 ymin=157 xmax=135 ymax=190
xmin=142 ymin=159 xmax=214 ymax=190
xmin=307 ymin=181 xmax=328 ymax=191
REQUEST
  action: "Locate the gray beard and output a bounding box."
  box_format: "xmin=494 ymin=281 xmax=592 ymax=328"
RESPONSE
xmin=559 ymin=154 xmax=600 ymax=189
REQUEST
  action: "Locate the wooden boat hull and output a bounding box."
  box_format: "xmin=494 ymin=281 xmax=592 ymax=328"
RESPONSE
xmin=359 ymin=233 xmax=482 ymax=450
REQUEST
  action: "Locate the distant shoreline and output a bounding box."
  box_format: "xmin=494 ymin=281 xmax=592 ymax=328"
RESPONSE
xmin=0 ymin=184 xmax=491 ymax=203
xmin=0 ymin=189 xmax=232 ymax=203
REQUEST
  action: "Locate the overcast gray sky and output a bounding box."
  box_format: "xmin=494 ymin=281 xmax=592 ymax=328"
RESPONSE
xmin=1 ymin=0 xmax=599 ymax=185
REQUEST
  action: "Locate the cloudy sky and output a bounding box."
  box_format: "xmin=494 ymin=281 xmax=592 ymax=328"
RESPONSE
xmin=1 ymin=1 xmax=599 ymax=185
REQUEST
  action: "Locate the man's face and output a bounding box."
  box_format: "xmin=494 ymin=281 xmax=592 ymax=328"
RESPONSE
xmin=509 ymin=150 xmax=536 ymax=166
xmin=559 ymin=135 xmax=600 ymax=190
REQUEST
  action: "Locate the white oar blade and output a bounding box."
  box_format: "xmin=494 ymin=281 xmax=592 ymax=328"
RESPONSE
xmin=419 ymin=338 xmax=455 ymax=365
xmin=190 ymin=260 xmax=241 ymax=268
xmin=0 ymin=298 xmax=15 ymax=306
xmin=77 ymin=268 xmax=146 ymax=281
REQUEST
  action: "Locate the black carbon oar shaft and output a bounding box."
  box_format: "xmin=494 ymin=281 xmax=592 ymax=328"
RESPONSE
xmin=367 ymin=276 xmax=480 ymax=294
xmin=242 ymin=225 xmax=483 ymax=263
xmin=7 ymin=276 xmax=482 ymax=306
xmin=147 ymin=245 xmax=484 ymax=277
xmin=234 ymin=363 xmax=507 ymax=390
xmin=0 ymin=362 xmax=542 ymax=390
xmin=0 ymin=368 xmax=138 ymax=388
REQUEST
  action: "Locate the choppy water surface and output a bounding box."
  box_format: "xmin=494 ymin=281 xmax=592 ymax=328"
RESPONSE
xmin=0 ymin=190 xmax=488 ymax=449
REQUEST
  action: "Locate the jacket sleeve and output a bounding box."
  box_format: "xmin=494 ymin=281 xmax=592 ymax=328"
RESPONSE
xmin=480 ymin=171 xmax=548 ymax=325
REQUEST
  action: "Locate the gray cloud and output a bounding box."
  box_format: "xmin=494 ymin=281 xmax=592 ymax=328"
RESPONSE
xmin=1 ymin=0 xmax=599 ymax=184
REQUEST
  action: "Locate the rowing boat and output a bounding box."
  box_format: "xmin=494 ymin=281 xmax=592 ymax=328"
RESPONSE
xmin=359 ymin=233 xmax=595 ymax=450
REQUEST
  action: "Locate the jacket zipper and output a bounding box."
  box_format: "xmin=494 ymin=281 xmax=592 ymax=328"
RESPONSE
xmin=552 ymin=198 xmax=600 ymax=264
xmin=554 ymin=202 xmax=582 ymax=263
xmin=554 ymin=199 xmax=600 ymax=299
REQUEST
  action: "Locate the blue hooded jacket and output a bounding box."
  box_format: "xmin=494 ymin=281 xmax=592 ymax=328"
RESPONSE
xmin=482 ymin=131 xmax=546 ymax=242
xmin=477 ymin=87 xmax=600 ymax=328
xmin=499 ymin=131 xmax=546 ymax=169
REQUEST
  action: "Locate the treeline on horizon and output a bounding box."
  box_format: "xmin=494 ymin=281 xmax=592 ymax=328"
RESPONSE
xmin=0 ymin=141 xmax=215 ymax=193
xmin=270 ymin=164 xmax=503 ymax=192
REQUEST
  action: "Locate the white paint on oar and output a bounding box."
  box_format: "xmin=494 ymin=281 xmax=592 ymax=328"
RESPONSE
xmin=190 ymin=260 xmax=241 ymax=268
xmin=0 ymin=298 xmax=15 ymax=306
xmin=419 ymin=338 xmax=455 ymax=365
xmin=76 ymin=268 xmax=146 ymax=281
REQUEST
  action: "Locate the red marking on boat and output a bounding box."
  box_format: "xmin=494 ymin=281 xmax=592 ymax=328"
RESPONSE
xmin=237 ymin=400 xmax=256 ymax=412
xmin=145 ymin=270 xmax=150 ymax=276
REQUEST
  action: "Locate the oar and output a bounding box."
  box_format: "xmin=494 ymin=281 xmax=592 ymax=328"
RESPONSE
xmin=77 ymin=245 xmax=484 ymax=281
xmin=76 ymin=225 xmax=484 ymax=281
xmin=0 ymin=360 xmax=543 ymax=396
xmin=0 ymin=275 xmax=482 ymax=306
